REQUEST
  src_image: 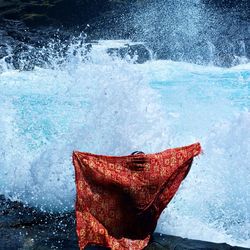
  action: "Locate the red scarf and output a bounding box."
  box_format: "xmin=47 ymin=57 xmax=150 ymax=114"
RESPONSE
xmin=72 ymin=142 xmax=201 ymax=249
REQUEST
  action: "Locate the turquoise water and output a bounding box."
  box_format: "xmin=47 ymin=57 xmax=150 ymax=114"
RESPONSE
xmin=0 ymin=40 xmax=249 ymax=247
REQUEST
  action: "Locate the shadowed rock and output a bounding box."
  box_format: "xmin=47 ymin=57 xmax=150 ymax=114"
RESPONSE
xmin=0 ymin=196 xmax=248 ymax=250
xmin=0 ymin=0 xmax=249 ymax=67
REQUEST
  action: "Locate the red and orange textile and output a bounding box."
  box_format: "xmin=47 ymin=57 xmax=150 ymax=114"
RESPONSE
xmin=72 ymin=142 xmax=201 ymax=250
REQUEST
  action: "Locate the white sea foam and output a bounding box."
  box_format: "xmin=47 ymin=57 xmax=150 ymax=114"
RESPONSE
xmin=0 ymin=40 xmax=249 ymax=247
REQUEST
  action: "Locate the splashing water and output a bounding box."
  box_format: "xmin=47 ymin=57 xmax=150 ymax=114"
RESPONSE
xmin=0 ymin=39 xmax=249 ymax=247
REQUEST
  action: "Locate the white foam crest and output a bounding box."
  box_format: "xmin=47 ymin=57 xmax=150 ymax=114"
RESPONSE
xmin=156 ymin=112 xmax=250 ymax=247
xmin=0 ymin=41 xmax=170 ymax=211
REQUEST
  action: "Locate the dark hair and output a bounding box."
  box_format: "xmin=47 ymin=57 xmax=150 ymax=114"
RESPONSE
xmin=131 ymin=151 xmax=145 ymax=155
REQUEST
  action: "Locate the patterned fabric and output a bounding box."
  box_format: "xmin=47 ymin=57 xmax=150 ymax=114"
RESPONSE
xmin=72 ymin=142 xmax=201 ymax=250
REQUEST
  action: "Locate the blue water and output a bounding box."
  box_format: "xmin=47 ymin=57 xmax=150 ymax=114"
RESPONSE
xmin=0 ymin=40 xmax=249 ymax=247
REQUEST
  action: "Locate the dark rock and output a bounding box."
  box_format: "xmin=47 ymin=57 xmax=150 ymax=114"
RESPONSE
xmin=67 ymin=0 xmax=248 ymax=67
xmin=203 ymin=0 xmax=249 ymax=12
xmin=244 ymin=38 xmax=250 ymax=59
xmin=0 ymin=196 xmax=249 ymax=250
xmin=0 ymin=0 xmax=249 ymax=67
xmin=0 ymin=19 xmax=91 ymax=70
xmin=0 ymin=0 xmax=132 ymax=27
xmin=0 ymin=44 xmax=7 ymax=58
xmin=148 ymin=234 xmax=248 ymax=250
xmin=107 ymin=43 xmax=152 ymax=63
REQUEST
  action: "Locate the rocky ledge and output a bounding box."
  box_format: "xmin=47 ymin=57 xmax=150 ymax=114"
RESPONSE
xmin=0 ymin=0 xmax=249 ymax=67
xmin=0 ymin=196 xmax=248 ymax=250
xmin=0 ymin=0 xmax=134 ymax=27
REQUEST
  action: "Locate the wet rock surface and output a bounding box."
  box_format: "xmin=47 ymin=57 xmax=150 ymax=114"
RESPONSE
xmin=0 ymin=196 xmax=249 ymax=250
xmin=0 ymin=0 xmax=132 ymax=27
xmin=0 ymin=19 xmax=151 ymax=70
xmin=0 ymin=0 xmax=249 ymax=67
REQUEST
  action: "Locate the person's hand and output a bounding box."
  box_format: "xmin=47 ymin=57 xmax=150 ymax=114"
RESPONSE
xmin=127 ymin=152 xmax=148 ymax=171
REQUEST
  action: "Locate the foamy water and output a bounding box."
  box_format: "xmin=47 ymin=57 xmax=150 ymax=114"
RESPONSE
xmin=0 ymin=40 xmax=249 ymax=247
